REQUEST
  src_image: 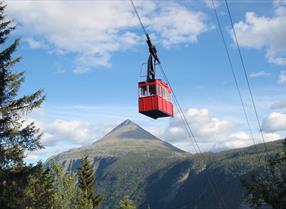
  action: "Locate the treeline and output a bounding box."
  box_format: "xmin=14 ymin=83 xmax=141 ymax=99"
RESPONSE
xmin=241 ymin=139 xmax=286 ymax=209
xmin=2 ymin=156 xmax=102 ymax=209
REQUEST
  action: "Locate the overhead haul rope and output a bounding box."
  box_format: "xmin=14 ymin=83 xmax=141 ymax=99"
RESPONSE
xmin=130 ymin=0 xmax=228 ymax=208
xmin=210 ymin=0 xmax=257 ymax=147
xmin=223 ymin=0 xmax=268 ymax=153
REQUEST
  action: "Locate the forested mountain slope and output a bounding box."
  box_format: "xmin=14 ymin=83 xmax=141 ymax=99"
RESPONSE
xmin=49 ymin=120 xmax=282 ymax=209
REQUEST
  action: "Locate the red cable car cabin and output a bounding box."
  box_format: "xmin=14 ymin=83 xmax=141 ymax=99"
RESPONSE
xmin=137 ymin=33 xmax=174 ymax=119
xmin=138 ymin=79 xmax=173 ymax=119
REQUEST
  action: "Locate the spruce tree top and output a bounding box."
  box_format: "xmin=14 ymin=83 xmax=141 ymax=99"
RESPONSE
xmin=0 ymin=1 xmax=45 ymax=170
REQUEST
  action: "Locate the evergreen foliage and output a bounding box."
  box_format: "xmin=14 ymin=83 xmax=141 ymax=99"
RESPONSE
xmin=242 ymin=139 xmax=286 ymax=209
xmin=0 ymin=2 xmax=45 ymax=208
xmin=50 ymin=161 xmax=93 ymax=209
xmin=78 ymin=155 xmax=102 ymax=208
xmin=0 ymin=163 xmax=35 ymax=208
xmin=118 ymin=196 xmax=137 ymax=209
xmin=23 ymin=163 xmax=55 ymax=209
xmin=0 ymin=6 xmax=45 ymax=169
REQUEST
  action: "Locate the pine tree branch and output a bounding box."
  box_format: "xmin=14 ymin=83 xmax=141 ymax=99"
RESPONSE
xmin=0 ymin=39 xmax=19 ymax=65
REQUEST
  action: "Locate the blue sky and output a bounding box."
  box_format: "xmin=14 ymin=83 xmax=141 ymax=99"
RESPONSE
xmin=4 ymin=0 xmax=286 ymax=161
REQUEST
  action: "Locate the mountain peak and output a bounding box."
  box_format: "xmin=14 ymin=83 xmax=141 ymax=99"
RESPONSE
xmin=120 ymin=119 xmax=134 ymax=126
xmin=101 ymin=119 xmax=159 ymax=141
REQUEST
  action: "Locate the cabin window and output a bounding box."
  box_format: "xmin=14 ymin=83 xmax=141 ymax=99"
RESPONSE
xmin=161 ymin=87 xmax=171 ymax=101
xmin=167 ymin=91 xmax=171 ymax=101
xmin=139 ymin=86 xmax=148 ymax=97
xmin=157 ymin=85 xmax=161 ymax=96
xmin=139 ymin=85 xmax=156 ymax=97
xmin=149 ymin=85 xmax=156 ymax=96
xmin=162 ymin=88 xmax=167 ymax=100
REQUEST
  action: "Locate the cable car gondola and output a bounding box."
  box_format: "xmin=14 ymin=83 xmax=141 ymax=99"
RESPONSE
xmin=138 ymin=34 xmax=174 ymax=119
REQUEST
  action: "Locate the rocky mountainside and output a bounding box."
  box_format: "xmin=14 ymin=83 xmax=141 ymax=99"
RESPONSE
xmin=48 ymin=119 xmax=282 ymax=209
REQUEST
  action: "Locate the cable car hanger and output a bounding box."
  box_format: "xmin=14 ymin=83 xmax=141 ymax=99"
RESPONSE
xmin=146 ymin=34 xmax=159 ymax=81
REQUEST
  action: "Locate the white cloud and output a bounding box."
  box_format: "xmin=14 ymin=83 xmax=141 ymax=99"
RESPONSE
xmin=7 ymin=1 xmax=209 ymax=73
xmin=278 ymin=70 xmax=286 ymax=84
xmin=45 ymin=119 xmax=96 ymax=144
xmin=25 ymin=143 xmax=81 ymax=163
xmin=29 ymin=118 xmax=97 ymax=147
xmin=223 ymin=131 xmax=281 ymax=149
xmin=262 ymin=112 xmax=286 ymax=132
xmin=169 ymin=130 xmax=281 ymax=153
xmin=249 ymin=71 xmax=271 ymax=78
xmin=233 ymin=7 xmax=286 ymax=65
xmin=159 ymin=107 xmax=283 ymax=152
xmin=224 ymin=132 xmax=253 ymax=149
xmin=262 ymin=132 xmax=282 ymax=142
xmin=150 ymin=3 xmax=209 ymax=46
xmin=163 ymin=107 xmax=233 ymax=144
xmin=23 ymin=38 xmax=44 ymax=49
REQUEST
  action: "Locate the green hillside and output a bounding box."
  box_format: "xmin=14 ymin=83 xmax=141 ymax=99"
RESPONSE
xmin=48 ymin=120 xmax=282 ymax=209
xmin=142 ymin=141 xmax=280 ymax=209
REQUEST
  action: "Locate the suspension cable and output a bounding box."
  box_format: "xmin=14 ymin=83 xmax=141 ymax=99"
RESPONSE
xmin=129 ymin=0 xmax=228 ymax=208
xmin=130 ymin=0 xmax=148 ymax=36
xmin=210 ymin=0 xmax=257 ymax=147
xmin=224 ymin=0 xmax=268 ymax=152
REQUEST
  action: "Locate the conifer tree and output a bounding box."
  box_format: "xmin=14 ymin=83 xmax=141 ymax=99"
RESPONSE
xmin=0 ymin=1 xmax=45 ymax=208
xmin=118 ymin=196 xmax=137 ymax=209
xmin=23 ymin=163 xmax=55 ymax=209
xmin=50 ymin=161 xmax=84 ymax=209
xmin=77 ymin=155 xmax=102 ymax=208
xmin=49 ymin=161 xmax=93 ymax=209
xmin=242 ymin=138 xmax=286 ymax=209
